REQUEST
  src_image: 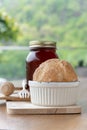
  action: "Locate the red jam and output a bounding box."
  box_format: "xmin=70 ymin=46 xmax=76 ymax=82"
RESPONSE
xmin=26 ymin=41 xmax=59 ymax=90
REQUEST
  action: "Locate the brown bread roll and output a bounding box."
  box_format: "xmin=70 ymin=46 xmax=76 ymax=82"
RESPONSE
xmin=33 ymin=59 xmax=78 ymax=82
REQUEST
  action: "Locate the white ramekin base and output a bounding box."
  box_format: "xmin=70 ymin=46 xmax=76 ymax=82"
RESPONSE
xmin=29 ymin=81 xmax=79 ymax=107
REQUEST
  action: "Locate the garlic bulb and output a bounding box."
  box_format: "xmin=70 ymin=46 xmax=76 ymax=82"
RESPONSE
xmin=1 ymin=82 xmax=15 ymax=96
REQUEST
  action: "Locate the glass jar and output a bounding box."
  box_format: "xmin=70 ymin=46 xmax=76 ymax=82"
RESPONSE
xmin=26 ymin=41 xmax=59 ymax=90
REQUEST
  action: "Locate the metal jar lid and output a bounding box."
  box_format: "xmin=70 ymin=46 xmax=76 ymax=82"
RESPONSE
xmin=29 ymin=41 xmax=56 ymax=49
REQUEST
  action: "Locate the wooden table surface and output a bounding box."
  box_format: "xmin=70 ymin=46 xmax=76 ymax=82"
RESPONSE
xmin=0 ymin=77 xmax=87 ymax=130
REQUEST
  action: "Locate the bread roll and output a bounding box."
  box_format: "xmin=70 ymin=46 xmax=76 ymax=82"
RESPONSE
xmin=33 ymin=59 xmax=78 ymax=82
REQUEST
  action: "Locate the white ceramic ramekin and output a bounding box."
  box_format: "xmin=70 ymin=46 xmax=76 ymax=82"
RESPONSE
xmin=29 ymin=81 xmax=79 ymax=106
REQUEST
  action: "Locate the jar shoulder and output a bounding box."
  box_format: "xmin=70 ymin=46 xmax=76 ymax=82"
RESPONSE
xmin=26 ymin=49 xmax=58 ymax=62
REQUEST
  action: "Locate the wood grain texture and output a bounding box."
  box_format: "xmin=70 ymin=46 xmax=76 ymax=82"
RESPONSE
xmin=0 ymin=104 xmax=83 ymax=130
xmin=6 ymin=101 xmax=81 ymax=114
xmin=0 ymin=96 xmax=30 ymax=101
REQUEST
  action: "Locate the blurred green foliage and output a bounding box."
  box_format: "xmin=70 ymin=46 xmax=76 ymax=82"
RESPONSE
xmin=0 ymin=11 xmax=20 ymax=42
xmin=0 ymin=0 xmax=87 ymax=79
xmin=0 ymin=50 xmax=28 ymax=79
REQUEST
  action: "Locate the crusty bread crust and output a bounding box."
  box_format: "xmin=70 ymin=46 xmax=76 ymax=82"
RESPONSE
xmin=33 ymin=59 xmax=78 ymax=82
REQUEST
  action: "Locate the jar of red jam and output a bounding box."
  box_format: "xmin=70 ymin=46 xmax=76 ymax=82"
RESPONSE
xmin=26 ymin=41 xmax=59 ymax=90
